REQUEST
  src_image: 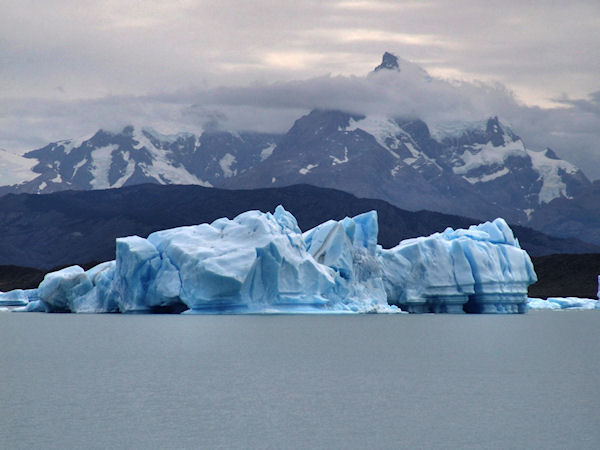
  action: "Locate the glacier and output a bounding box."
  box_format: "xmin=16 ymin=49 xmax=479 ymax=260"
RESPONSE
xmin=6 ymin=206 xmax=540 ymax=314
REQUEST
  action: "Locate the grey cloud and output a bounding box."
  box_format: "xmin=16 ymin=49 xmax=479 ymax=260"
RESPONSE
xmin=515 ymin=91 xmax=600 ymax=178
xmin=2 ymin=59 xmax=598 ymax=179
xmin=0 ymin=1 xmax=598 ymax=178
xmin=2 ymin=0 xmax=598 ymax=101
xmin=554 ymin=91 xmax=600 ymax=116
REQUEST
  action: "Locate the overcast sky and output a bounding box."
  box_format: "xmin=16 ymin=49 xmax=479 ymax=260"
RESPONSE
xmin=1 ymin=0 xmax=599 ymax=178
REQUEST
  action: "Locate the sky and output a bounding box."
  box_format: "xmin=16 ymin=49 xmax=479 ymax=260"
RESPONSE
xmin=1 ymin=0 xmax=599 ymax=178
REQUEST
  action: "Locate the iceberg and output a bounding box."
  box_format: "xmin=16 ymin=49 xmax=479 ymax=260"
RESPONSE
xmin=379 ymin=218 xmax=536 ymax=313
xmin=0 ymin=288 xmax=39 ymax=307
xmin=528 ymin=297 xmax=600 ymax=310
xmin=16 ymin=206 xmax=396 ymax=314
xmin=379 ymin=235 xmax=475 ymax=313
xmin=16 ymin=299 xmax=51 ymax=313
xmin=303 ymin=211 xmax=391 ymax=312
xmin=8 ymin=207 xmax=538 ymax=314
xmin=143 ymin=205 xmax=342 ymax=313
xmin=447 ymin=220 xmax=537 ymax=313
xmin=37 ymin=265 xmax=93 ymax=312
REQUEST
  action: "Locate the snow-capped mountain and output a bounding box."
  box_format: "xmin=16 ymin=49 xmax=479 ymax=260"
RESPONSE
xmin=0 ymin=110 xmax=589 ymax=226
xmin=222 ymin=109 xmax=590 ymax=223
xmin=437 ymin=116 xmax=589 ymax=216
xmin=0 ymin=126 xmax=278 ymax=195
xmin=0 ymin=52 xmax=592 ymax=237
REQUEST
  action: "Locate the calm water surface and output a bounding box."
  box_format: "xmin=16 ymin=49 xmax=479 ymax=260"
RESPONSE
xmin=1 ymin=311 xmax=599 ymax=449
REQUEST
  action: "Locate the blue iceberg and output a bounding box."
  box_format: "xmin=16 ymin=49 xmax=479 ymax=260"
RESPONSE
xmin=8 ymin=207 xmax=539 ymax=314
xmin=528 ymin=297 xmax=600 ymax=310
xmin=0 ymin=288 xmax=39 ymax=307
xmin=379 ymin=218 xmax=537 ymax=313
xmin=303 ymin=211 xmax=390 ymax=312
xmin=141 ymin=206 xmax=343 ymax=313
xmin=379 ymin=233 xmax=475 ymax=313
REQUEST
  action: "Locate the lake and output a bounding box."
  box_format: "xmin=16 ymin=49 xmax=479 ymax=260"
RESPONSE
xmin=1 ymin=311 xmax=599 ymax=449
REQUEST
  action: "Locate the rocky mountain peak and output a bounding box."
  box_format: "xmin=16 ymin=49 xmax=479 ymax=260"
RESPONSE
xmin=485 ymin=116 xmax=506 ymax=146
xmin=288 ymin=109 xmax=364 ymax=136
xmin=121 ymin=125 xmax=135 ymax=136
xmin=544 ymin=148 xmax=560 ymax=160
xmin=374 ymin=52 xmax=400 ymax=72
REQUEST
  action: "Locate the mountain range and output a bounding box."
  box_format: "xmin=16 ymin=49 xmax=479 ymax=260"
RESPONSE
xmin=0 ymin=53 xmax=597 ymax=245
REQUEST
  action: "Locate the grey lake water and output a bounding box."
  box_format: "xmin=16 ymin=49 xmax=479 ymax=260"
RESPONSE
xmin=1 ymin=311 xmax=599 ymax=449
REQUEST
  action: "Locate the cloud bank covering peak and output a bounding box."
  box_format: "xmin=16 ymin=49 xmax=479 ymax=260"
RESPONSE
xmin=1 ymin=0 xmax=599 ymax=178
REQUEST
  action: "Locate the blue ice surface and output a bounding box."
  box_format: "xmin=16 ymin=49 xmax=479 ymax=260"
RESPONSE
xmin=0 ymin=288 xmax=39 ymax=307
xmin=528 ymin=297 xmax=600 ymax=310
xmin=379 ymin=218 xmax=536 ymax=313
xmin=7 ymin=207 xmax=540 ymax=314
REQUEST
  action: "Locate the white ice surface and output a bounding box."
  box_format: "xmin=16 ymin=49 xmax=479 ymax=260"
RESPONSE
xmin=330 ymin=147 xmax=349 ymax=165
xmin=299 ymin=163 xmax=318 ymax=175
xmin=453 ymin=140 xmax=526 ymax=178
xmin=219 ymin=153 xmax=237 ymax=178
xmin=527 ymin=149 xmax=579 ymax=204
xmin=132 ymin=128 xmax=212 ymax=187
xmin=260 ymin=143 xmax=276 ymax=161
xmin=90 ymin=145 xmax=119 ymax=189
xmin=346 ymin=116 xmax=403 ymax=158
xmin=0 ymin=148 xmax=38 ymax=186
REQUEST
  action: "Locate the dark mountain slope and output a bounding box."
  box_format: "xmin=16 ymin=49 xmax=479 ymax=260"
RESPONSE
xmin=528 ymin=254 xmax=600 ymax=299
xmin=530 ymin=180 xmax=600 ymax=245
xmin=1 ymin=184 xmax=597 ymax=270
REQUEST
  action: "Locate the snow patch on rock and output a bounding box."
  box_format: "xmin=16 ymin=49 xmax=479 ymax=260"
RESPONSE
xmin=527 ymin=148 xmax=579 ymax=204
xmin=260 ymin=143 xmax=276 ymax=161
xmin=299 ymin=163 xmax=319 ymax=175
xmin=219 ymin=153 xmax=237 ymax=178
